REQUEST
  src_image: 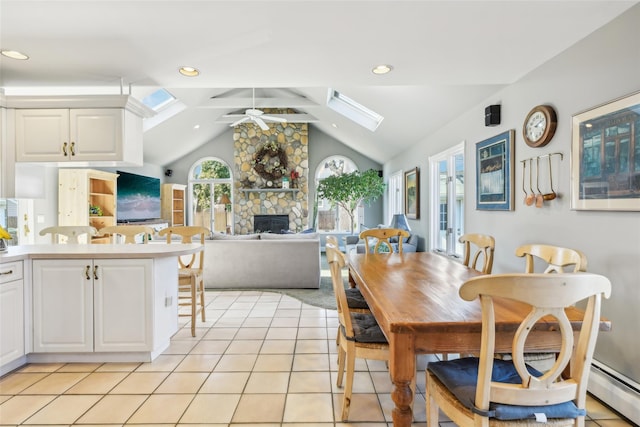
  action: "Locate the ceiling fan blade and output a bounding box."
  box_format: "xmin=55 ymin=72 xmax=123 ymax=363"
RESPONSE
xmin=253 ymin=117 xmax=269 ymax=130
xmin=230 ymin=116 xmax=250 ymax=127
xmin=262 ymin=114 xmax=287 ymax=123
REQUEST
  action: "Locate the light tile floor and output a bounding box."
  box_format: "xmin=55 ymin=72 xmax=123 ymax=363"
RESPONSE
xmin=0 ymin=290 xmax=633 ymax=426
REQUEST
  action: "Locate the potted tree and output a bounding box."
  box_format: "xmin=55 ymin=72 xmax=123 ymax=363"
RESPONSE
xmin=316 ymin=169 xmax=385 ymax=234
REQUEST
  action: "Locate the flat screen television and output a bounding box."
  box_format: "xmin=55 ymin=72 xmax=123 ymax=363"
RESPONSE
xmin=116 ymin=171 xmax=161 ymax=222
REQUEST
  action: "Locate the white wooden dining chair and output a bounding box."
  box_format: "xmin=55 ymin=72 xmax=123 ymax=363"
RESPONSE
xmin=98 ymin=225 xmax=155 ymax=244
xmin=158 ymin=226 xmax=209 ymax=337
xmin=516 ymin=244 xmax=587 ymax=273
xmin=426 ymin=272 xmax=611 ymax=427
xmin=459 ymin=233 xmax=495 ymax=274
xmin=39 ymin=225 xmax=98 ymax=244
xmin=359 ymin=227 xmax=410 ymax=254
xmin=326 ymin=241 xmax=392 ymax=420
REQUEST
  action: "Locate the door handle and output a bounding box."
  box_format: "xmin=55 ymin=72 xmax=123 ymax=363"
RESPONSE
xmin=85 ymin=265 xmax=91 ymax=280
xmin=63 ymin=142 xmax=68 ymax=156
xmin=93 ymin=265 xmax=99 ymax=280
xmin=70 ymin=142 xmax=76 ymax=156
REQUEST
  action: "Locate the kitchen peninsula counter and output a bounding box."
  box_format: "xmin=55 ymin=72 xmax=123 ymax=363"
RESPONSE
xmin=0 ymin=243 xmax=200 ymax=375
xmin=0 ymin=242 xmax=200 ymax=261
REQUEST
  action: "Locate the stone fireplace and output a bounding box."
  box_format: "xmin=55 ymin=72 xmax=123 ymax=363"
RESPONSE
xmin=233 ymin=118 xmax=309 ymax=234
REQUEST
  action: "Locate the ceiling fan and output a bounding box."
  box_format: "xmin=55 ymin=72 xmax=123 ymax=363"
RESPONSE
xmin=226 ymin=88 xmax=287 ymax=130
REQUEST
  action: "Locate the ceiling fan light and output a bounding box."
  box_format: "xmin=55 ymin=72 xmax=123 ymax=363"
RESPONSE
xmin=372 ymin=64 xmax=393 ymax=75
xmin=1 ymin=49 xmax=29 ymax=60
xmin=179 ymin=66 xmax=199 ymax=77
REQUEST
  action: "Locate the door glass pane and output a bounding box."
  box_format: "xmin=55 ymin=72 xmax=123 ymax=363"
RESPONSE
xmin=192 ymin=183 xmax=212 ymax=230
xmin=436 ymin=159 xmax=448 ymax=252
xmin=453 ymin=153 xmax=465 ymax=255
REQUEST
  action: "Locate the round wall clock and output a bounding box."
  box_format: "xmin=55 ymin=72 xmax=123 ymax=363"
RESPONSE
xmin=523 ymin=105 xmax=557 ymax=147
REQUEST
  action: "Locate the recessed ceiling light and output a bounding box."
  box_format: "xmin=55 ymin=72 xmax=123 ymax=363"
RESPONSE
xmin=372 ymin=64 xmax=393 ymax=75
xmin=193 ymin=124 xmax=200 ymax=129
xmin=1 ymin=49 xmax=29 ymax=60
xmin=179 ymin=66 xmax=199 ymax=77
xmin=331 ymin=123 xmax=338 ymax=128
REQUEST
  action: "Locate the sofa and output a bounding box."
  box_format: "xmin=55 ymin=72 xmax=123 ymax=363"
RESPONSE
xmin=202 ymin=232 xmax=320 ymax=289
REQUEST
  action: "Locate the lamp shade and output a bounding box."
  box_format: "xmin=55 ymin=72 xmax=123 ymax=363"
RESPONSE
xmin=389 ymin=213 xmax=411 ymax=232
xmin=218 ymin=194 xmax=231 ymax=205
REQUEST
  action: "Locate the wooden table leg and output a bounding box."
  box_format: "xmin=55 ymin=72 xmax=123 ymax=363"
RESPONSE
xmin=389 ymin=333 xmax=415 ymax=427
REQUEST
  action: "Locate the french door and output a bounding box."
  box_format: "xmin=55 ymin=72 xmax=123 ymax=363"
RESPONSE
xmin=429 ymin=143 xmax=465 ymax=257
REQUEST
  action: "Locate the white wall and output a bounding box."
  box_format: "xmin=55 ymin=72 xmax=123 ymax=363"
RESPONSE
xmin=384 ymin=4 xmax=640 ymax=386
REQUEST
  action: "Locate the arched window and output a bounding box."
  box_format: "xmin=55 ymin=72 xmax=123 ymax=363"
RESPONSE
xmin=188 ymin=158 xmax=233 ymax=234
xmin=314 ymin=155 xmax=362 ymax=233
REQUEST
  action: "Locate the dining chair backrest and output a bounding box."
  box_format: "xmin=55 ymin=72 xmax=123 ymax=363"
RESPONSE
xmin=325 ymin=240 xmax=354 ymax=334
xmin=458 ymin=233 xmax=495 ymax=274
xmin=426 ymin=273 xmax=611 ymax=427
xmin=359 ymin=228 xmax=410 ymax=254
xmin=516 ymin=244 xmax=587 ymax=273
xmin=39 ymin=226 xmax=98 ymax=244
xmin=98 ymin=225 xmax=155 ymax=244
xmin=158 ymin=226 xmax=209 ymax=270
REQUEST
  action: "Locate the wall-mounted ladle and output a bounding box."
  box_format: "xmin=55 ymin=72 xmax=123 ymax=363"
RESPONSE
xmin=526 ymin=158 xmax=535 ymax=206
xmin=543 ymin=154 xmax=557 ymax=201
xmin=522 ymin=160 xmax=529 ymax=205
xmin=535 ymin=157 xmax=544 ymax=208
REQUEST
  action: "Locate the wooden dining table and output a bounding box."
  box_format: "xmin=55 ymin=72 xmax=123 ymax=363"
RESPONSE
xmin=348 ymin=251 xmax=611 ymax=427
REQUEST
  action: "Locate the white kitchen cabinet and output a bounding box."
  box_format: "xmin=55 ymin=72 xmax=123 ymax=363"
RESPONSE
xmin=8 ymin=95 xmax=152 ymax=166
xmin=0 ymin=260 xmax=25 ymax=367
xmin=15 ymin=108 xmax=138 ymax=164
xmin=32 ymin=258 xmax=152 ymax=353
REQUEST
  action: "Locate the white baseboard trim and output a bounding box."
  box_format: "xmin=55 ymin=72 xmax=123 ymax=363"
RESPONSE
xmin=589 ymin=360 xmax=640 ymax=425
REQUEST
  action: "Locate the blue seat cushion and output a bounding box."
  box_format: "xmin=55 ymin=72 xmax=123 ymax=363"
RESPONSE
xmin=345 ymin=288 xmax=370 ymax=309
xmin=342 ymin=313 xmax=387 ymax=344
xmin=427 ymin=357 xmax=586 ymax=420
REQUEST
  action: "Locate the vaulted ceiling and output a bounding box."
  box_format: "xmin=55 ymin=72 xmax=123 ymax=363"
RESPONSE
xmin=1 ymin=0 xmax=636 ymax=166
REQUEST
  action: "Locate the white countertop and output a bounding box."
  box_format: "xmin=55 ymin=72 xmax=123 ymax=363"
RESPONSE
xmin=0 ymin=243 xmax=201 ymax=262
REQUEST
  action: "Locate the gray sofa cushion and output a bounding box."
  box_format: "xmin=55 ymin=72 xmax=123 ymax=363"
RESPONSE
xmin=211 ymin=233 xmax=260 ymax=240
xmin=259 ymin=232 xmax=318 ymax=240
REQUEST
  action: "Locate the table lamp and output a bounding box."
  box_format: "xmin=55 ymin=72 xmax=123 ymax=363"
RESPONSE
xmin=389 ymin=213 xmax=411 ymax=232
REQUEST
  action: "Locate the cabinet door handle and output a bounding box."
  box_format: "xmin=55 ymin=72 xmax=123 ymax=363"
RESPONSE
xmin=0 ymin=270 xmax=13 ymax=275
xmin=93 ymin=265 xmax=99 ymax=280
xmin=70 ymin=142 xmax=76 ymax=156
xmin=63 ymin=142 xmax=68 ymax=156
xmin=85 ymin=265 xmax=91 ymax=280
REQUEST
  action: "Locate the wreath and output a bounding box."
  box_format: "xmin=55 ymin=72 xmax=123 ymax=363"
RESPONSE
xmin=252 ymin=141 xmax=288 ymax=181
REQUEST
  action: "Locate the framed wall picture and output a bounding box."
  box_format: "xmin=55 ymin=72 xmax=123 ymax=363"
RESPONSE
xmin=404 ymin=167 xmax=420 ymax=219
xmin=571 ymin=91 xmax=640 ymax=211
xmin=475 ymin=130 xmax=515 ymax=211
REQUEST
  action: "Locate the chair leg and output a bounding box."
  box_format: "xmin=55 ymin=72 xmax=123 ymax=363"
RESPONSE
xmin=425 ymin=375 xmax=440 ymax=427
xmin=336 ymin=345 xmax=346 ymax=387
xmin=341 ymin=345 xmax=356 ymax=421
xmin=199 ymin=277 xmax=206 ymax=322
xmin=190 ymin=274 xmax=197 ymax=337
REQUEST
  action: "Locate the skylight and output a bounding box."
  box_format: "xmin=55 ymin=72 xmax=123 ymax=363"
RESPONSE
xmin=326 ymin=89 xmax=384 ymax=132
xmin=142 ymin=88 xmax=176 ymax=111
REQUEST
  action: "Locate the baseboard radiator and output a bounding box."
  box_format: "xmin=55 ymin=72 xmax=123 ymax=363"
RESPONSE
xmin=589 ymin=360 xmax=640 ymax=425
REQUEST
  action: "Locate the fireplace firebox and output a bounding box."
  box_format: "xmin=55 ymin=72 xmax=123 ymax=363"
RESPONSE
xmin=253 ymin=214 xmax=289 ymax=234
